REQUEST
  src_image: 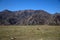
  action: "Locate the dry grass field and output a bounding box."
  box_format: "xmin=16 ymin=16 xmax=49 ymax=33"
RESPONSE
xmin=0 ymin=25 xmax=60 ymax=40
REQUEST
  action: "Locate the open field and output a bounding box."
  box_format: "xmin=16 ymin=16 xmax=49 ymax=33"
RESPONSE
xmin=0 ymin=25 xmax=60 ymax=40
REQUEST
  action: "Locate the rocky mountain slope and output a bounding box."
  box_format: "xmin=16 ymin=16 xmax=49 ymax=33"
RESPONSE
xmin=0 ymin=10 xmax=60 ymax=25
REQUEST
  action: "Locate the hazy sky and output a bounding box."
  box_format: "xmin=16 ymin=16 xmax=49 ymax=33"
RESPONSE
xmin=0 ymin=0 xmax=60 ymax=14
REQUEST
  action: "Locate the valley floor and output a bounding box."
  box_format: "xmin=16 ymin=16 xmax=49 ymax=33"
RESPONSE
xmin=0 ymin=25 xmax=60 ymax=40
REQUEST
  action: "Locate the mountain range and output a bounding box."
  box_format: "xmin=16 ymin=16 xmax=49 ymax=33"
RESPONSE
xmin=0 ymin=10 xmax=60 ymax=25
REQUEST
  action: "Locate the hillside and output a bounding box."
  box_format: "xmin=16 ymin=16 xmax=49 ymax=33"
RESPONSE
xmin=0 ymin=10 xmax=60 ymax=25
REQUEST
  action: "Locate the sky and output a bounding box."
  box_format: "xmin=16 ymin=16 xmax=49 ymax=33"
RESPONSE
xmin=0 ymin=0 xmax=60 ymax=14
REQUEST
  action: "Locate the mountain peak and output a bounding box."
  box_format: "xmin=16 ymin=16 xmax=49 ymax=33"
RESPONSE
xmin=2 ymin=9 xmax=12 ymax=13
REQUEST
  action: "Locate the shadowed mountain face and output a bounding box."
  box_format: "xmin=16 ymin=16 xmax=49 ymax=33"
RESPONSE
xmin=0 ymin=10 xmax=60 ymax=25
